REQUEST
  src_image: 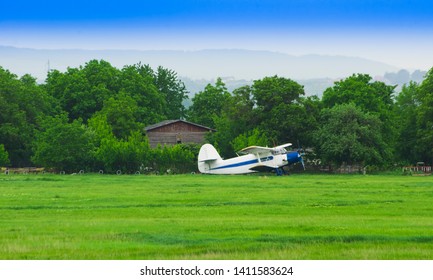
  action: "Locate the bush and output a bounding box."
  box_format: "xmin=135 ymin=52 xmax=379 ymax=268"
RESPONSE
xmin=149 ymin=144 xmax=199 ymax=174
xmin=0 ymin=144 xmax=10 ymax=166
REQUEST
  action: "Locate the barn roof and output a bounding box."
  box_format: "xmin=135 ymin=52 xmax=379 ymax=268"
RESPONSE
xmin=144 ymin=119 xmax=215 ymax=132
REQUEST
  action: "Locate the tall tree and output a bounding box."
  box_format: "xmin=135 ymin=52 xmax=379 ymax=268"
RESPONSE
xmin=206 ymin=77 xmax=318 ymax=157
xmin=0 ymin=68 xmax=56 ymax=166
xmin=322 ymin=74 xmax=395 ymax=115
xmin=45 ymin=60 xmax=119 ymax=122
xmin=251 ymin=76 xmax=309 ymax=145
xmin=32 ymin=115 xmax=95 ymax=172
xmin=154 ymin=66 xmax=188 ymax=119
xmin=227 ymin=85 xmax=257 ymax=135
xmin=315 ymin=103 xmax=390 ymax=167
xmin=394 ymin=81 xmax=420 ymax=164
xmin=253 ymin=75 xmax=304 ymax=112
xmin=46 ymin=60 xmax=168 ymax=126
xmin=321 ymin=73 xmax=397 ymax=162
xmin=415 ymin=68 xmax=433 ymax=165
xmin=95 ymin=92 xmax=142 ymax=140
xmin=187 ymin=78 xmax=230 ymax=128
xmin=119 ymin=64 xmax=165 ymax=125
xmin=207 ymin=85 xmax=258 ymax=156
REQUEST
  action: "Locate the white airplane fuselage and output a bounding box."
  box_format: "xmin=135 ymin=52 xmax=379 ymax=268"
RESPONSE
xmin=198 ymin=153 xmax=288 ymax=174
xmin=198 ymin=143 xmax=303 ymax=175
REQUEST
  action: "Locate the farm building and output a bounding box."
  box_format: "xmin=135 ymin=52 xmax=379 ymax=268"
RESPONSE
xmin=145 ymin=120 xmax=215 ymax=148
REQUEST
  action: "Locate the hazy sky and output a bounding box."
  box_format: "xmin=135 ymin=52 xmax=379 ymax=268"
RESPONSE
xmin=1 ymin=0 xmax=433 ymax=70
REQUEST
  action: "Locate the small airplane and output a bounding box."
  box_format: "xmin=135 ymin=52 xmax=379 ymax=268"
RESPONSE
xmin=198 ymin=143 xmax=304 ymax=175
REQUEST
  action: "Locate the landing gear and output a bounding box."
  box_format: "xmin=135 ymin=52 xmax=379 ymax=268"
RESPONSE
xmin=275 ymin=168 xmax=286 ymax=176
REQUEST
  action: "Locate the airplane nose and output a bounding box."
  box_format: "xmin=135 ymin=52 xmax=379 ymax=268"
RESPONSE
xmin=286 ymin=151 xmax=299 ymax=164
xmin=286 ymin=151 xmax=305 ymax=170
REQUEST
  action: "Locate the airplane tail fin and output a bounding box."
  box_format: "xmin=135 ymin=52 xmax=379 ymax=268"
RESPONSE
xmin=198 ymin=144 xmax=222 ymax=162
xmin=198 ymin=144 xmax=222 ymax=173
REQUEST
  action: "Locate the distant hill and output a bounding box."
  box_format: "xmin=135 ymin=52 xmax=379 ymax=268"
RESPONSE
xmin=3 ymin=46 xmax=427 ymax=99
xmin=0 ymin=46 xmax=400 ymax=82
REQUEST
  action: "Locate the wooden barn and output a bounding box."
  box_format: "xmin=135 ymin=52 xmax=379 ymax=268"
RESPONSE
xmin=145 ymin=120 xmax=215 ymax=148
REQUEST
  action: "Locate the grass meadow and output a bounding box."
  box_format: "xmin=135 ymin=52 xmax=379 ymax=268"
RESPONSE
xmin=0 ymin=173 xmax=432 ymax=260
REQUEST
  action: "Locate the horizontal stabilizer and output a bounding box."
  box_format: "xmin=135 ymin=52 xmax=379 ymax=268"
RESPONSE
xmin=199 ymin=158 xmax=218 ymax=162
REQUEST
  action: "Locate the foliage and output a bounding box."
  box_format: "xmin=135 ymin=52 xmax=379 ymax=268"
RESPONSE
xmin=322 ymin=73 xmax=397 ymax=143
xmin=228 ymin=85 xmax=257 ymax=134
xmin=45 ymin=60 xmax=119 ymax=122
xmin=32 ymin=115 xmax=95 ymax=172
xmin=206 ymin=85 xmax=257 ymax=156
xmin=45 ymin=60 xmax=188 ymax=126
xmin=93 ymin=130 xmax=151 ymax=174
xmin=153 ymin=66 xmax=189 ymax=119
xmin=131 ymin=64 xmax=188 ymax=120
xmin=315 ymin=103 xmax=390 ymax=166
xmin=231 ymin=128 xmax=269 ymax=152
xmin=394 ymin=82 xmax=420 ymax=164
xmin=319 ymin=74 xmax=398 ymax=166
xmin=0 ymin=144 xmax=10 ymax=166
xmin=88 ymin=112 xmax=149 ymax=173
xmin=88 ymin=111 xmax=198 ymax=174
xmin=4 ymin=60 xmax=190 ymax=172
xmin=0 ymin=68 xmax=56 ymax=166
xmin=297 ymin=95 xmax=322 ymax=147
xmin=208 ymin=76 xmax=316 ymax=157
xmin=415 ymin=68 xmax=433 ymax=164
xmin=322 ymin=74 xmax=395 ymax=112
xmin=97 ymin=92 xmax=142 ymax=140
xmin=187 ymin=77 xmax=231 ymax=128
xmin=118 ymin=64 xmax=165 ymax=125
xmin=149 ymin=144 xmax=198 ymax=174
xmin=205 ymin=113 xmax=236 ymax=157
xmin=252 ymin=76 xmax=314 ymax=146
xmin=1 ymin=61 xmax=433 ymax=171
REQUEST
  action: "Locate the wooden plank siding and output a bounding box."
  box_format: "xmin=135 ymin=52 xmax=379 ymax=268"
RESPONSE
xmin=145 ymin=120 xmax=214 ymax=148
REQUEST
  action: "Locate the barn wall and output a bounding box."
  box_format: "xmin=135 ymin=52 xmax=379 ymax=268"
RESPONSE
xmin=146 ymin=121 xmax=211 ymax=148
xmin=147 ymin=132 xmax=208 ymax=147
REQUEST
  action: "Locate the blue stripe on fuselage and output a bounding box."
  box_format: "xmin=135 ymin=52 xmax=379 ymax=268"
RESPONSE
xmin=210 ymin=156 xmax=274 ymax=170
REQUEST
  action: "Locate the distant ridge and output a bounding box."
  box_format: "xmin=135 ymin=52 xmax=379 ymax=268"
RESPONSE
xmin=0 ymin=46 xmax=399 ymax=82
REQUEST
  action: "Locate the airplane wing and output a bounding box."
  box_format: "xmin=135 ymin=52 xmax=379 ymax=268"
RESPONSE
xmin=249 ymin=164 xmax=278 ymax=172
xmin=274 ymin=143 xmax=292 ymax=150
xmin=238 ymin=143 xmax=292 ymax=155
xmin=238 ymin=146 xmax=274 ymax=155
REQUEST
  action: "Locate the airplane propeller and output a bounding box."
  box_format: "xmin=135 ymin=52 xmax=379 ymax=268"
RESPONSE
xmin=297 ymin=141 xmax=306 ymax=171
xmin=300 ymin=152 xmax=306 ymax=170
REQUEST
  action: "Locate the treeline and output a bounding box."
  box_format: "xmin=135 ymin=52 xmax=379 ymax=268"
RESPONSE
xmin=195 ymin=73 xmax=433 ymax=170
xmin=0 ymin=60 xmax=195 ymax=173
xmin=1 ymin=59 xmax=433 ymax=173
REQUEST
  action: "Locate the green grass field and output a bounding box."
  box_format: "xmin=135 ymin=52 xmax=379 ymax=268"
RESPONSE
xmin=1 ymin=173 xmax=432 ymax=260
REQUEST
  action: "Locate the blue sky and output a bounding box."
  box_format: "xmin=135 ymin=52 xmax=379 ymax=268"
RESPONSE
xmin=1 ymin=0 xmax=433 ymax=69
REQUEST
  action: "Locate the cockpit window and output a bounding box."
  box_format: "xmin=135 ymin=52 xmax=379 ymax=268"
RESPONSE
xmin=273 ymin=148 xmax=286 ymax=155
